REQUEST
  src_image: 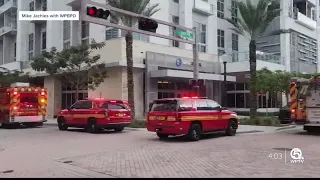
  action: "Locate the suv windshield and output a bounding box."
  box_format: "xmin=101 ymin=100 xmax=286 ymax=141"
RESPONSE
xmin=151 ymin=100 xmax=177 ymax=112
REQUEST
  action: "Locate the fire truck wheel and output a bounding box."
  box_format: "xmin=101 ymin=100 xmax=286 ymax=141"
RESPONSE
xmin=57 ymin=117 xmax=68 ymax=131
xmin=226 ymin=120 xmax=237 ymax=136
xmin=187 ymin=123 xmax=202 ymax=141
xmin=87 ymin=118 xmax=99 ymax=133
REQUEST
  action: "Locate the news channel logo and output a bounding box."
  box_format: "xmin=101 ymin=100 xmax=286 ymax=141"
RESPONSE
xmin=290 ymin=148 xmax=304 ymax=164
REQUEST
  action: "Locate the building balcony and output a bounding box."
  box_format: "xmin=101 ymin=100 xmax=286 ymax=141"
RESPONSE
xmin=0 ymin=22 xmax=16 ymax=36
xmin=294 ymin=11 xmax=316 ymax=30
xmin=193 ymin=0 xmax=213 ymax=16
xmin=221 ymin=51 xmax=285 ymax=73
xmin=0 ymin=0 xmax=17 ymax=15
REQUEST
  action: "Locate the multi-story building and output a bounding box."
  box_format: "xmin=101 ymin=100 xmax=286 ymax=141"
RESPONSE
xmin=0 ymin=0 xmax=318 ymax=117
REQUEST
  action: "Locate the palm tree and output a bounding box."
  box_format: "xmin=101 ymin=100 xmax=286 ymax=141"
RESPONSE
xmin=225 ymin=0 xmax=282 ymax=117
xmin=107 ymin=0 xmax=160 ymax=118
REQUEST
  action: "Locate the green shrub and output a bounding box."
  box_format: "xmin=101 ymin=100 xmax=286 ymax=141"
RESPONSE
xmin=239 ymin=116 xmax=280 ymax=126
xmin=129 ymin=119 xmax=146 ymax=128
xmin=235 ymin=111 xmax=279 ymax=117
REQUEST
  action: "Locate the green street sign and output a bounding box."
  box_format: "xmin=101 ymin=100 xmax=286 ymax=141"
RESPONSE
xmin=176 ymin=29 xmax=194 ymax=39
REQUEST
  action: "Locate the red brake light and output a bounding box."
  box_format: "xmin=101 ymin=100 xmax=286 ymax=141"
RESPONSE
xmin=182 ymin=97 xmax=189 ymax=99
xmin=41 ymin=92 xmax=45 ymax=95
xmin=109 ymin=100 xmax=116 ymax=103
xmin=13 ymin=92 xmax=17 ymax=95
xmin=191 ymin=97 xmax=198 ymax=99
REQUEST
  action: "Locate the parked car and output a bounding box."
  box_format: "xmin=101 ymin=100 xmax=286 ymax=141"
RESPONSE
xmin=57 ymin=98 xmax=132 ymax=133
xmin=146 ymin=97 xmax=239 ymax=141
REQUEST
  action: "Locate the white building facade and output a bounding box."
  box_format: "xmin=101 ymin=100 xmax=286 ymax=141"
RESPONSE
xmin=0 ymin=0 xmax=318 ymax=117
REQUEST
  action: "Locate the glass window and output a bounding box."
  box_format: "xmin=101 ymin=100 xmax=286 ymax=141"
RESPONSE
xmin=105 ymin=28 xmax=119 ymax=40
xmin=236 ymin=83 xmax=245 ymax=90
xmin=226 ymin=93 xmax=235 ymax=107
xmin=232 ymin=33 xmax=238 ymax=51
xmin=245 ymin=93 xmax=250 ymax=108
xmin=207 ymin=100 xmax=221 ymax=110
xmin=217 ymin=29 xmax=225 ymax=48
xmin=29 ymin=1 xmax=34 ymax=11
xmin=71 ymin=101 xmax=82 ymax=109
xmin=81 ymin=21 xmax=89 ymax=38
xmin=196 ymin=99 xmax=208 ymax=110
xmin=99 ymin=102 xmax=130 ymax=109
xmin=41 ymin=31 xmax=46 ymax=50
xmin=80 ymin=101 xmax=93 ymax=109
xmin=158 ymin=81 xmax=174 ymax=90
xmin=28 ymin=33 xmax=34 ymax=51
xmin=20 ymin=94 xmax=38 ymax=103
xmin=178 ymin=100 xmax=193 ymax=111
xmin=82 ymin=38 xmax=89 ymax=45
xmin=231 ymin=0 xmax=237 ymax=23
xmin=151 ymin=100 xmax=177 ymax=112
xmin=226 ymin=83 xmax=235 ymax=91
xmin=217 ymin=0 xmax=224 ymax=18
xmin=63 ymin=42 xmax=70 ymax=49
xmin=63 ymin=21 xmax=71 ymax=41
xmin=236 ymin=93 xmax=245 ymax=108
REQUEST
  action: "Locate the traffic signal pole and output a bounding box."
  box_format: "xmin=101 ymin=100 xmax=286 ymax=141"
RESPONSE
xmin=69 ymin=0 xmax=203 ymax=96
xmin=192 ymin=27 xmax=200 ymax=96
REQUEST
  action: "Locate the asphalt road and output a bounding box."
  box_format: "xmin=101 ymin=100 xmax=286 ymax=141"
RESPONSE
xmin=0 ymin=124 xmax=319 ymax=178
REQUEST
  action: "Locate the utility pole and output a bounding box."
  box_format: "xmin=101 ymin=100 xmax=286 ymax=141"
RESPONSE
xmin=192 ymin=27 xmax=199 ymax=96
xmin=69 ymin=0 xmax=207 ymax=97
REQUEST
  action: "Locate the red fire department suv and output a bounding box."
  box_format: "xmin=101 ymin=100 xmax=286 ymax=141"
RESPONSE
xmin=146 ymin=97 xmax=239 ymax=141
xmin=57 ymin=98 xmax=132 ymax=133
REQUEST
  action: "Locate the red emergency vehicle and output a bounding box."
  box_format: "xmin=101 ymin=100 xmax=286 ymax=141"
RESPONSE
xmin=146 ymin=97 xmax=239 ymax=141
xmin=57 ymin=98 xmax=132 ymax=133
xmin=0 ymin=82 xmax=48 ymax=127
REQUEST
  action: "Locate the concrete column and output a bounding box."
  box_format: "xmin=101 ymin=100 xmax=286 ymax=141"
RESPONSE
xmin=44 ymin=76 xmax=61 ymax=119
xmin=280 ymin=0 xmax=291 ymax=72
xmin=3 ymin=35 xmax=9 ymax=64
xmin=71 ymin=21 xmax=81 ymax=46
xmin=0 ymin=42 xmax=3 ymax=65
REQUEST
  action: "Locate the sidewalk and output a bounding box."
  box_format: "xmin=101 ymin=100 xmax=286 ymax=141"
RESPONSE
xmin=44 ymin=119 xmax=299 ymax=134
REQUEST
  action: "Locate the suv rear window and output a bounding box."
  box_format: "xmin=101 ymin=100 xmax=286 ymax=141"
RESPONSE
xmin=99 ymin=102 xmax=130 ymax=110
xmin=151 ymin=100 xmax=177 ymax=112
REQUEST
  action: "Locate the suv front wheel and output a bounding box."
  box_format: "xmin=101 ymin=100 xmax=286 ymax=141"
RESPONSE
xmin=157 ymin=133 xmax=169 ymax=139
xmin=226 ymin=120 xmax=237 ymax=136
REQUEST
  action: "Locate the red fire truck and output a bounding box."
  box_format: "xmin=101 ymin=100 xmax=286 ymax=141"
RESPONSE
xmin=0 ymin=82 xmax=48 ymax=127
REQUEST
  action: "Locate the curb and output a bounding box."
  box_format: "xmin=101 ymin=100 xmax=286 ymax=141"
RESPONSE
xmin=275 ymin=125 xmax=297 ymax=131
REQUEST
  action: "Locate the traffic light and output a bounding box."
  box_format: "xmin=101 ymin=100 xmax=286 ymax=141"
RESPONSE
xmin=87 ymin=6 xmax=110 ymax=19
xmin=138 ymin=18 xmax=158 ymax=33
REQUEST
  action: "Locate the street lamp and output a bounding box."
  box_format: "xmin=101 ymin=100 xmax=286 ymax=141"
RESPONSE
xmin=218 ymin=51 xmax=227 ymax=107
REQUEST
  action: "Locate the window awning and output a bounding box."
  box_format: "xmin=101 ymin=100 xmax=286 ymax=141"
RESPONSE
xmin=150 ymin=69 xmax=236 ymax=82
